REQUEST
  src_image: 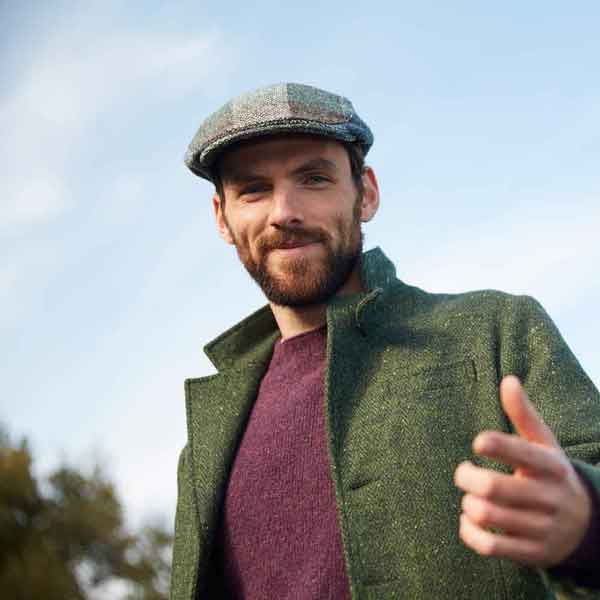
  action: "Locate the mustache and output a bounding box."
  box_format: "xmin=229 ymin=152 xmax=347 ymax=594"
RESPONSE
xmin=256 ymin=226 xmax=329 ymax=252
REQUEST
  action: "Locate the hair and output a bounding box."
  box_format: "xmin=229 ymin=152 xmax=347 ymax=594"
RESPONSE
xmin=211 ymin=139 xmax=366 ymax=206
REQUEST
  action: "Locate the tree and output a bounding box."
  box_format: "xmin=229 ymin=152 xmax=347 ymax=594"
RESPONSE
xmin=0 ymin=426 xmax=173 ymax=600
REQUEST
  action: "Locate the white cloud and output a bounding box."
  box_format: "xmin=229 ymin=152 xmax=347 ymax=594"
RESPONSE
xmin=0 ymin=20 xmax=230 ymax=337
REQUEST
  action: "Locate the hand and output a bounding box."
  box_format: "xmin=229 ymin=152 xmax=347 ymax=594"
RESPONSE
xmin=453 ymin=375 xmax=592 ymax=567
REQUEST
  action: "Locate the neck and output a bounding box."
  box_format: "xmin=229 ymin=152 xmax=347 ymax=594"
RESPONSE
xmin=270 ymin=266 xmax=364 ymax=339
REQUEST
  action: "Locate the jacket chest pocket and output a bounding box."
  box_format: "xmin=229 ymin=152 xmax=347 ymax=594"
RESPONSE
xmin=341 ymin=358 xmax=480 ymax=488
xmin=338 ymin=358 xmax=506 ymax=595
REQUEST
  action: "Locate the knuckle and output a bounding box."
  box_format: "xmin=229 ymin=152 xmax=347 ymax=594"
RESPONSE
xmin=472 ymin=503 xmax=494 ymax=527
xmin=480 ymin=431 xmax=500 ymax=449
xmin=480 ymin=477 xmax=499 ymax=498
xmin=553 ymin=459 xmax=568 ymax=481
xmin=545 ymin=498 xmax=560 ymax=517
xmin=478 ymin=537 xmax=498 ymax=556
xmin=454 ymin=461 xmax=470 ymax=484
xmin=460 ymin=494 xmax=470 ymax=511
xmin=539 ymin=514 xmax=555 ymax=533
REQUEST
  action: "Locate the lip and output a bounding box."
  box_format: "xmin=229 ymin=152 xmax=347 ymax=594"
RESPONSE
xmin=271 ymin=241 xmax=320 ymax=254
xmin=277 ymin=240 xmax=316 ymax=249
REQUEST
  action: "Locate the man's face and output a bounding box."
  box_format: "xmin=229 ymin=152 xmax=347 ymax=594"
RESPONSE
xmin=213 ymin=135 xmax=377 ymax=307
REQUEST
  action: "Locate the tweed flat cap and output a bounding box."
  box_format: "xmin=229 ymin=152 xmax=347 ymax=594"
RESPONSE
xmin=184 ymin=82 xmax=374 ymax=182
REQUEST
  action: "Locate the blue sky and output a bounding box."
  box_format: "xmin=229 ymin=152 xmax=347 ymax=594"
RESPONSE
xmin=2 ymin=1 xmax=599 ymax=531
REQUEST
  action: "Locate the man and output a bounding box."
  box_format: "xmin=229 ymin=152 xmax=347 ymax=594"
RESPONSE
xmin=171 ymin=83 xmax=600 ymax=599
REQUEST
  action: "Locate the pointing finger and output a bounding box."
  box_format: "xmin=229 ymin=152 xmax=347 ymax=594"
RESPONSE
xmin=500 ymin=375 xmax=558 ymax=448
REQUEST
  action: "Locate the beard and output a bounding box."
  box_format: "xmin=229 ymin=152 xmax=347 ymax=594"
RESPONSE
xmin=227 ymin=195 xmax=363 ymax=307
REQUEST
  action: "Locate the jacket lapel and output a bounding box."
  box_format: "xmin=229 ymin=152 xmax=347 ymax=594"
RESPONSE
xmin=185 ymin=364 xmax=267 ymax=525
xmin=184 ymin=360 xmax=270 ymax=587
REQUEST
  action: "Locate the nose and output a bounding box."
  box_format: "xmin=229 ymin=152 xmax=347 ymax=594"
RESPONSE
xmin=267 ymin=184 xmax=303 ymax=229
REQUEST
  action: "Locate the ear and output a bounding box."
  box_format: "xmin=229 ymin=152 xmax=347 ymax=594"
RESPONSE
xmin=213 ymin=194 xmax=235 ymax=245
xmin=359 ymin=166 xmax=380 ymax=222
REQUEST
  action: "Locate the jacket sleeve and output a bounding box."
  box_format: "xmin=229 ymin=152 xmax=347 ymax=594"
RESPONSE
xmin=500 ymin=295 xmax=600 ymax=599
xmin=170 ymin=445 xmax=201 ymax=600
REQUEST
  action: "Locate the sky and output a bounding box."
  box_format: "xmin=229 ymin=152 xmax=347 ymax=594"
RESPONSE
xmin=2 ymin=1 xmax=599 ymax=533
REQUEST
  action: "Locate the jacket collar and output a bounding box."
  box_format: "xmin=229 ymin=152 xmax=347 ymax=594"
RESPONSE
xmin=203 ymin=247 xmax=398 ymax=372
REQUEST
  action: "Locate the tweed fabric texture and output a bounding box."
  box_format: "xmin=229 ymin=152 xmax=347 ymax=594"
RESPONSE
xmin=170 ymin=248 xmax=600 ymax=600
xmin=184 ymin=82 xmax=374 ymax=181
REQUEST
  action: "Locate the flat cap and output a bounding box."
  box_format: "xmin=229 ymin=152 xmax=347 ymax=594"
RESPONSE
xmin=184 ymin=82 xmax=373 ymax=182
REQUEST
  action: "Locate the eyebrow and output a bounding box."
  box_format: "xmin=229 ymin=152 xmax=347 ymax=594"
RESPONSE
xmin=290 ymin=157 xmax=339 ymax=177
xmin=222 ymin=157 xmax=339 ymax=186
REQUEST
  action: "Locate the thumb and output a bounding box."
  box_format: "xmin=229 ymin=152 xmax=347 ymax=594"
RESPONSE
xmin=500 ymin=375 xmax=558 ymax=447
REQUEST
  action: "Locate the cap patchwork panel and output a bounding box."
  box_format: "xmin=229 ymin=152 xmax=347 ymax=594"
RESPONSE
xmin=184 ymin=83 xmax=373 ymax=182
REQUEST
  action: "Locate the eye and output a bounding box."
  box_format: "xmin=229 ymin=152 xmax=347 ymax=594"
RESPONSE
xmin=303 ymin=174 xmax=331 ymax=186
xmin=239 ymin=183 xmax=270 ymax=197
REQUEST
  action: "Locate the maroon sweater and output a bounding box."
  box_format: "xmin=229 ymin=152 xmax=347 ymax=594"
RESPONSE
xmin=217 ymin=326 xmax=351 ymax=599
xmin=217 ymin=327 xmax=599 ymax=596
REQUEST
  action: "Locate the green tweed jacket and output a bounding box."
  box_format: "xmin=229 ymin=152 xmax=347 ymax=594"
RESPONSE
xmin=171 ymin=248 xmax=600 ymax=600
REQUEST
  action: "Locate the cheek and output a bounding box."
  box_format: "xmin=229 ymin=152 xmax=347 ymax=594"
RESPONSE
xmin=229 ymin=206 xmax=267 ymax=240
xmin=229 ymin=219 xmax=261 ymax=257
xmin=333 ymin=204 xmax=361 ymax=239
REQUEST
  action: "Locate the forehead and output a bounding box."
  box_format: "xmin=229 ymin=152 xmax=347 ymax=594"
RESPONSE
xmin=216 ymin=134 xmax=349 ymax=179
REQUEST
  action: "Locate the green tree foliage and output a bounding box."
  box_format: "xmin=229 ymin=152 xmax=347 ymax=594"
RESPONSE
xmin=0 ymin=427 xmax=173 ymax=600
